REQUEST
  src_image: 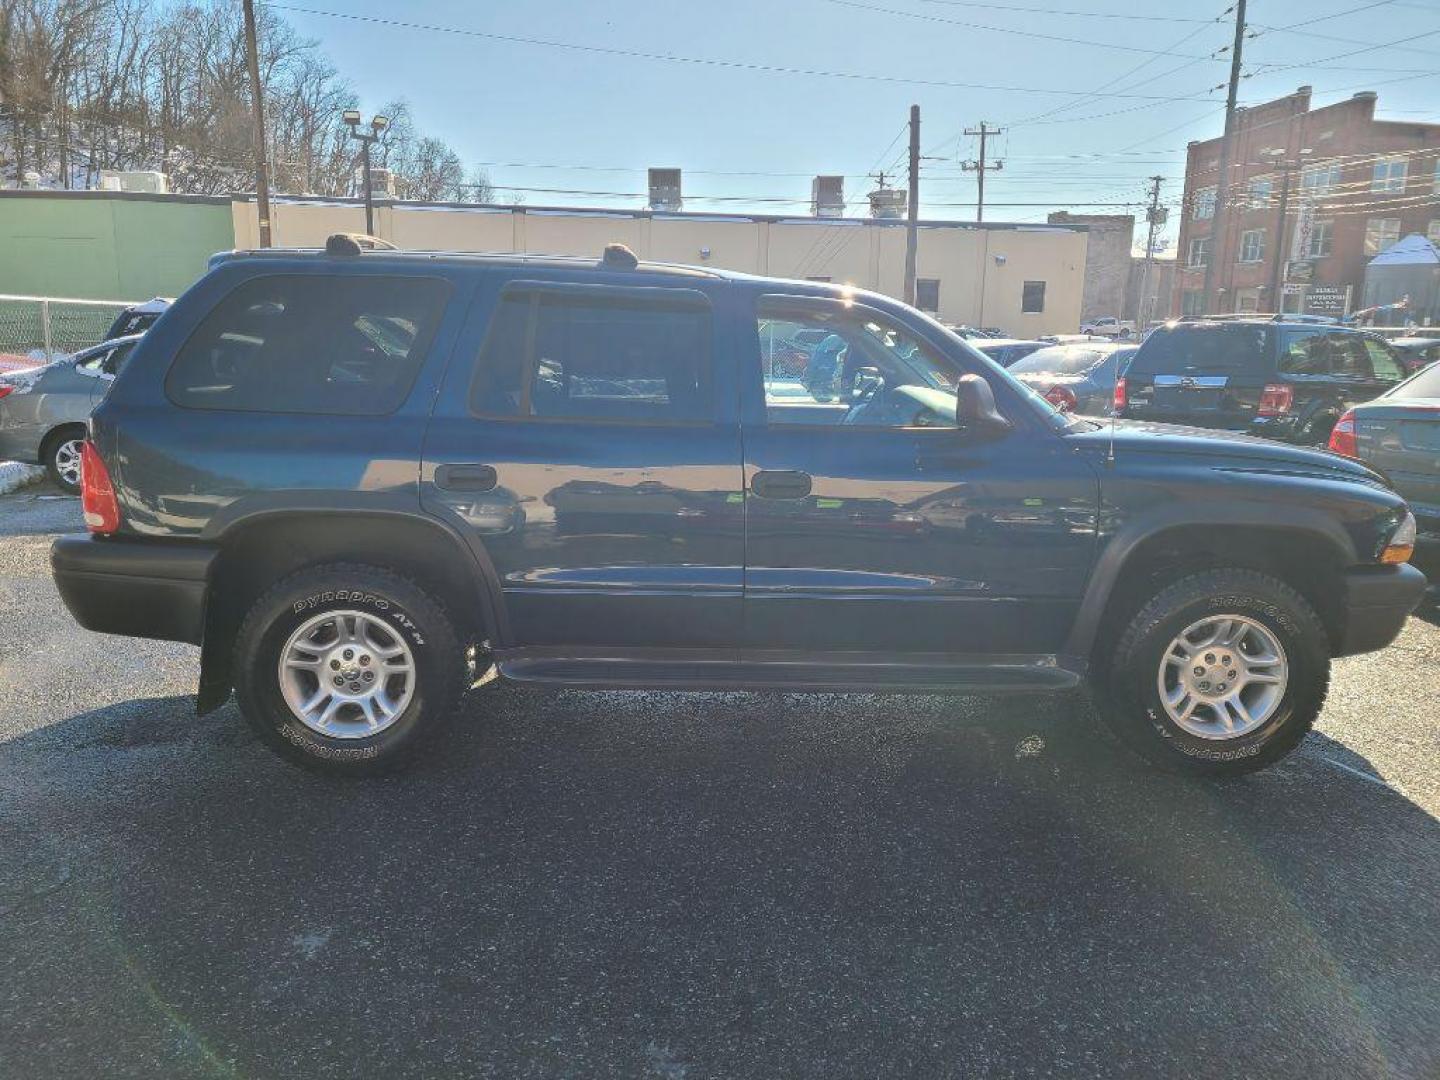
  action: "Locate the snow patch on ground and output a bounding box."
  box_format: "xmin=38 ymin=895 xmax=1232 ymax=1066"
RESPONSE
xmin=0 ymin=462 xmax=44 ymax=495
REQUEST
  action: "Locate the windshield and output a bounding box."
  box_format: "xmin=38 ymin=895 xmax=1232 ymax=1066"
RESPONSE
xmin=1009 ymin=345 xmax=1109 ymax=376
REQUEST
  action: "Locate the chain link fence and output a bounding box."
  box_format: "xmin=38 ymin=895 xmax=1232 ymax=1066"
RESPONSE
xmin=0 ymin=294 xmax=134 ymax=372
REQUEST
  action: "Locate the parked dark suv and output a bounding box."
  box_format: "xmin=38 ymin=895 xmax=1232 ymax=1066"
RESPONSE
xmin=52 ymin=238 xmax=1427 ymax=777
xmin=1118 ymin=319 xmax=1408 ymax=444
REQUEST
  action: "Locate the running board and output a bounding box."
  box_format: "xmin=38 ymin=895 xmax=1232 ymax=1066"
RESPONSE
xmin=496 ymin=651 xmax=1081 ymax=694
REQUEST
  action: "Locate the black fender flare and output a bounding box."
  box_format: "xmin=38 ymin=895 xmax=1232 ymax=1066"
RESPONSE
xmin=1061 ymin=499 xmax=1357 ymax=663
xmin=195 ymin=499 xmax=509 ymax=714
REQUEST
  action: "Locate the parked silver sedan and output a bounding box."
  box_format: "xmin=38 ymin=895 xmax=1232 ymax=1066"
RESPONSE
xmin=0 ymin=334 xmax=142 ymax=493
xmin=1006 ymin=341 xmax=1139 ymax=416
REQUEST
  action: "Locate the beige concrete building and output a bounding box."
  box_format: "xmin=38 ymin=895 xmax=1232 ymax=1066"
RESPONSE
xmin=231 ymin=197 xmax=1089 ymax=335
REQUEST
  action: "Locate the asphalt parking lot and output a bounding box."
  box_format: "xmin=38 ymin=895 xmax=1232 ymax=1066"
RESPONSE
xmin=1 ymin=483 xmax=1438 ymax=1079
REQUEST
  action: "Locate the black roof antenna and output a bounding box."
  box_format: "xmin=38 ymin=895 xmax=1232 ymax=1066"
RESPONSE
xmin=601 ymin=243 xmax=639 ymax=270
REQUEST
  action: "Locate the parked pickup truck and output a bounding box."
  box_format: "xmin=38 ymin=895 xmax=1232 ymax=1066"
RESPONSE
xmin=52 ymin=236 xmax=1427 ymax=777
xmin=1079 ymin=316 xmax=1135 ymax=338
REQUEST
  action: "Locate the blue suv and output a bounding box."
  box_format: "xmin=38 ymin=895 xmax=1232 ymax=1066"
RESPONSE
xmin=51 ymin=237 xmax=1427 ymax=776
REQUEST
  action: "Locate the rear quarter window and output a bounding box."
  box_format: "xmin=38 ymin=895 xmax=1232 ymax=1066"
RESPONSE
xmin=1125 ymin=324 xmax=1273 ymax=378
xmin=166 ymin=274 xmax=449 ymax=415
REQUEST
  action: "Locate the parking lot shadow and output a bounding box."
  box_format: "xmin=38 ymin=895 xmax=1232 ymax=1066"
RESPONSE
xmin=1 ymin=686 xmax=1436 ymax=1079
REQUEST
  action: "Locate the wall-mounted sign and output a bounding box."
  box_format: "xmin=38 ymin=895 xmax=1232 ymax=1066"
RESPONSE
xmin=1305 ymin=285 xmax=1351 ymax=318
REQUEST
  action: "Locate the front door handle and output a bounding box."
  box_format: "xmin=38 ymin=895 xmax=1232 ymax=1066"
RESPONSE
xmin=751 ymin=469 xmax=813 ymax=500
xmin=435 ymin=463 xmax=498 ymax=492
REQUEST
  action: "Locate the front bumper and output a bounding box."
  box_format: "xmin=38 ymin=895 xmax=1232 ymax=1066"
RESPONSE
xmin=51 ymin=535 xmax=216 ymax=645
xmin=1336 ymin=563 xmax=1428 ymax=656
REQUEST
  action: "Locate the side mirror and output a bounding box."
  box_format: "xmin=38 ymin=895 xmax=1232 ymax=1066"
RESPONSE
xmin=954 ymin=374 xmax=1011 ymax=437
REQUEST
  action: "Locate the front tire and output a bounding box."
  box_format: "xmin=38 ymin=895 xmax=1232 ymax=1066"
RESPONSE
xmin=233 ymin=564 xmax=464 ymax=775
xmin=42 ymin=426 xmax=85 ymax=494
xmin=1097 ymin=568 xmax=1330 ymax=776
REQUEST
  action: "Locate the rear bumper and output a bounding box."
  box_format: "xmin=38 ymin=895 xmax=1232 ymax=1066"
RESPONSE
xmin=1336 ymin=563 xmax=1428 ymax=656
xmin=51 ymin=534 xmax=216 ymax=645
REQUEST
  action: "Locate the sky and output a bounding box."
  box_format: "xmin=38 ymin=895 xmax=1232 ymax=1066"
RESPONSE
xmin=272 ymin=0 xmax=1440 ymax=256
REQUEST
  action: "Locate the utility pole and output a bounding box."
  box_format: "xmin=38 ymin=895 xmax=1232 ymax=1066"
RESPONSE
xmin=242 ymin=0 xmax=272 ymax=248
xmin=1268 ymin=152 xmax=1314 ymax=311
xmin=961 ymin=121 xmax=1003 ymax=223
xmin=1136 ymin=176 xmax=1165 ymax=331
xmin=1200 ymin=0 xmax=1246 ymax=313
xmin=904 ymin=104 xmax=920 ymax=306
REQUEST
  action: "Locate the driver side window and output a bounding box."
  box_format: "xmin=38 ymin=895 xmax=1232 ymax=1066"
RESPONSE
xmin=755 ymin=299 xmax=957 ymax=429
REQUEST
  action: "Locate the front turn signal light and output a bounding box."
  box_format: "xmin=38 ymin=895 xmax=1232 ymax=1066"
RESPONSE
xmin=1380 ymin=511 xmax=1416 ymax=565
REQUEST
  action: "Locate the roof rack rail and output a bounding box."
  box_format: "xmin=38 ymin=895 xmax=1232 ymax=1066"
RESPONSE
xmin=325 ymin=233 xmax=398 ymax=255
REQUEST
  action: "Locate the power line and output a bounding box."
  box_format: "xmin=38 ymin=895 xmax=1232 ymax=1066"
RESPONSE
xmin=916 ymin=0 xmax=1214 ymax=21
xmin=818 ymin=0 xmax=1232 ymax=62
xmin=263 ymin=3 xmax=1222 ymax=104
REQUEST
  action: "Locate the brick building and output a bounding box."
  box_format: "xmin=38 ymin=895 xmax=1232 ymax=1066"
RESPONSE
xmin=1172 ymin=87 xmax=1440 ymax=318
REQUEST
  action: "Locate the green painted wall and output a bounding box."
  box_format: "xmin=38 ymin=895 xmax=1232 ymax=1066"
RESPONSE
xmin=0 ymin=193 xmax=234 ymax=302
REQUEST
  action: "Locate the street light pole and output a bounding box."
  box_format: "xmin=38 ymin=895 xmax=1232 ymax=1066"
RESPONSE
xmin=344 ymin=110 xmax=390 ymax=239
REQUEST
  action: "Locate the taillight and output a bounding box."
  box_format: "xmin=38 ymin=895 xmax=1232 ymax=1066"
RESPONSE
xmin=1045 ymin=384 xmax=1078 ymax=413
xmin=1112 ymin=376 xmax=1127 ymax=413
xmin=0 ymin=386 xmax=13 ymax=401
xmin=1328 ymin=409 xmax=1358 ymax=457
xmin=80 ymin=440 xmax=120 ymax=534
xmin=1257 ymin=383 xmax=1294 ymax=418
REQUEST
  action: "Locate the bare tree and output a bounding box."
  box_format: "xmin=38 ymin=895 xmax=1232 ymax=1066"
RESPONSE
xmin=1 ymin=0 xmax=487 ymax=201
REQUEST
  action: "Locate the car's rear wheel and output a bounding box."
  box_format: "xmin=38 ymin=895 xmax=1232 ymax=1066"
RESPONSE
xmin=1097 ymin=568 xmax=1330 ymax=776
xmin=233 ymin=564 xmax=464 ymax=775
xmin=42 ymin=426 xmax=85 ymax=494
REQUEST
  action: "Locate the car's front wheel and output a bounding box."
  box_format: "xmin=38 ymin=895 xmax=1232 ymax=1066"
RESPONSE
xmin=1097 ymin=568 xmax=1330 ymax=776
xmin=233 ymin=564 xmax=464 ymax=775
xmin=42 ymin=426 xmax=86 ymax=494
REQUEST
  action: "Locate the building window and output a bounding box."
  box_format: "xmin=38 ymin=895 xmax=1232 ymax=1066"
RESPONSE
xmin=1192 ymin=186 xmax=1217 ymax=221
xmin=1365 ymin=218 xmax=1402 ymax=256
xmin=1371 ymin=156 xmax=1408 ymax=193
xmin=1239 ymin=230 xmax=1266 ymax=263
xmin=1307 ymin=221 xmax=1334 ymax=259
xmin=1187 ymin=236 xmax=1212 ymax=268
xmin=1021 ymin=280 xmax=1046 ymax=314
xmin=1246 ymin=177 xmax=1273 ymax=208
xmin=916 ymin=278 xmax=941 ymax=312
xmin=1181 ymin=290 xmax=1204 ymax=316
xmin=1301 ymin=163 xmax=1342 ymax=197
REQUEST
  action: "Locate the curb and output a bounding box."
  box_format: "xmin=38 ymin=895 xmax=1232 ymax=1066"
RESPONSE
xmin=0 ymin=461 xmax=45 ymax=495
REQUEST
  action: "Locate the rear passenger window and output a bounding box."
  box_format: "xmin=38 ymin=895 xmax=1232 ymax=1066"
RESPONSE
xmin=1362 ymin=338 xmax=1404 ymax=382
xmin=471 ymin=285 xmax=713 ymax=423
xmin=166 ymin=275 xmax=448 ymax=414
xmin=1279 ymin=331 xmax=1333 ymax=375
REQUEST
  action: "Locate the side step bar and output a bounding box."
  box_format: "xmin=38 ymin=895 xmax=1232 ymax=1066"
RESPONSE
xmin=496 ymin=652 xmax=1081 ymax=694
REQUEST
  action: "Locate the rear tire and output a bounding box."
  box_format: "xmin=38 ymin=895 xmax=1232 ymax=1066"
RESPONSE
xmin=41 ymin=426 xmax=85 ymax=494
xmin=233 ymin=564 xmax=464 ymax=776
xmin=1097 ymin=568 xmax=1330 ymax=776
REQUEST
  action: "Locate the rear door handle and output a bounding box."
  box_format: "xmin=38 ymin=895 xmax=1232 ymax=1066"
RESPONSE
xmin=751 ymin=469 xmax=813 ymax=500
xmin=435 ymin=463 xmax=498 ymax=492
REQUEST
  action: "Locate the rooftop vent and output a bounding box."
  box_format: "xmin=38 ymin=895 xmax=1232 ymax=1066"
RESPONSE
xmin=812 ymin=175 xmax=845 ymax=218
xmin=868 ymin=183 xmax=906 ymax=220
xmin=648 ymin=168 xmax=682 ymax=212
